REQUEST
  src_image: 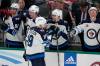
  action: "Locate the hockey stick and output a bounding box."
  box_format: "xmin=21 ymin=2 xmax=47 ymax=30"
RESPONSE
xmin=56 ymin=36 xmax=60 ymax=66
xmin=23 ymin=26 xmax=31 ymax=66
xmin=23 ymin=40 xmax=30 ymax=66
xmin=56 ymin=30 xmax=60 ymax=66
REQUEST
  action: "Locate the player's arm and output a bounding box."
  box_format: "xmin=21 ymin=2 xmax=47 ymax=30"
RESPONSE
xmin=1 ymin=20 xmax=18 ymax=35
xmin=70 ymin=24 xmax=85 ymax=37
xmin=0 ymin=18 xmax=8 ymax=31
xmin=58 ymin=25 xmax=69 ymax=40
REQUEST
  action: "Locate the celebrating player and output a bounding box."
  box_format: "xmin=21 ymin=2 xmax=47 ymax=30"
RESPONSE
xmin=0 ymin=3 xmax=24 ymax=48
xmin=47 ymin=9 xmax=70 ymax=50
xmin=70 ymin=7 xmax=100 ymax=52
xmin=23 ymin=17 xmax=46 ymax=66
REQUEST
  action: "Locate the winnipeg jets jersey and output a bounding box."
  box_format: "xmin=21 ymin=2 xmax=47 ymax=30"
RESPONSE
xmin=47 ymin=24 xmax=69 ymax=49
xmin=5 ymin=16 xmax=24 ymax=42
xmin=26 ymin=18 xmax=35 ymax=28
xmin=74 ymin=23 xmax=100 ymax=46
xmin=25 ymin=28 xmax=45 ymax=55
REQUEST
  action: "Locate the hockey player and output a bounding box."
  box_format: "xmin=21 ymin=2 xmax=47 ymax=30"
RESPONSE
xmin=47 ymin=9 xmax=70 ymax=50
xmin=23 ymin=17 xmax=46 ymax=66
xmin=26 ymin=5 xmax=40 ymax=28
xmin=70 ymin=7 xmax=100 ymax=52
xmin=24 ymin=5 xmax=40 ymax=44
xmin=0 ymin=3 xmax=24 ymax=48
xmin=48 ymin=9 xmax=69 ymax=30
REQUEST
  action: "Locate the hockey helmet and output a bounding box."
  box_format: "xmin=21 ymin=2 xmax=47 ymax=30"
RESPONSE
xmin=10 ymin=3 xmax=19 ymax=9
xmin=29 ymin=5 xmax=39 ymax=13
xmin=35 ymin=17 xmax=46 ymax=26
xmin=52 ymin=9 xmax=63 ymax=19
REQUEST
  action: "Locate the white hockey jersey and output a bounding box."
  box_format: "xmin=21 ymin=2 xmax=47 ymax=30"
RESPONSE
xmin=74 ymin=23 xmax=100 ymax=46
xmin=5 ymin=16 xmax=24 ymax=42
xmin=25 ymin=28 xmax=45 ymax=55
xmin=46 ymin=24 xmax=69 ymax=49
xmin=26 ymin=18 xmax=35 ymax=28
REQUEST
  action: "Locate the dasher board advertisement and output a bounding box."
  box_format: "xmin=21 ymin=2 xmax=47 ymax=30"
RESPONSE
xmin=64 ymin=52 xmax=100 ymax=66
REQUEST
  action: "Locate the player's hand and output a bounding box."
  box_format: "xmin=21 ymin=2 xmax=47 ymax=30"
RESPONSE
xmin=0 ymin=23 xmax=8 ymax=31
xmin=42 ymin=40 xmax=50 ymax=48
xmin=23 ymin=53 xmax=28 ymax=61
xmin=70 ymin=30 xmax=76 ymax=37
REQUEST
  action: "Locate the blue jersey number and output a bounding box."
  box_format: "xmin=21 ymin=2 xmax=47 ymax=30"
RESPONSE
xmin=27 ymin=35 xmax=34 ymax=47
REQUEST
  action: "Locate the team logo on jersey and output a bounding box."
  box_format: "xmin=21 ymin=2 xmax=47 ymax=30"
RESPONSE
xmin=87 ymin=29 xmax=96 ymax=39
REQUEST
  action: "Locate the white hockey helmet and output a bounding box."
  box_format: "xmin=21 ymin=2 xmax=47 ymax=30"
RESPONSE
xmin=29 ymin=5 xmax=39 ymax=13
xmin=10 ymin=3 xmax=19 ymax=9
xmin=52 ymin=9 xmax=63 ymax=19
xmin=88 ymin=7 xmax=98 ymax=12
xmin=35 ymin=17 xmax=47 ymax=26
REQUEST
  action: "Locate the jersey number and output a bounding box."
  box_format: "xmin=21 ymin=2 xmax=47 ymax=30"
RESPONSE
xmin=27 ymin=35 xmax=34 ymax=47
